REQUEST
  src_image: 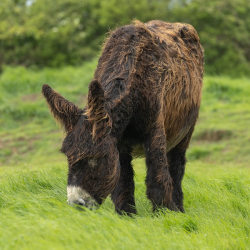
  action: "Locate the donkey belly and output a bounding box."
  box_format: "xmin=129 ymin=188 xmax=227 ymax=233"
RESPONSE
xmin=165 ymin=125 xmax=192 ymax=153
xmin=163 ymin=103 xmax=199 ymax=153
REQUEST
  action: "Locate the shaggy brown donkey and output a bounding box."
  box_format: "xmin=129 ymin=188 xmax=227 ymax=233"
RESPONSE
xmin=42 ymin=20 xmax=204 ymax=214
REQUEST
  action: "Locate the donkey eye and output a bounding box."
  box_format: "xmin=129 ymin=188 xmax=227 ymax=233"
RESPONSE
xmin=88 ymin=158 xmax=97 ymax=168
xmin=115 ymin=78 xmax=125 ymax=91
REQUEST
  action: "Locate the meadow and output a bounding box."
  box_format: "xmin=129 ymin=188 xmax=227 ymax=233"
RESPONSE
xmin=0 ymin=60 xmax=250 ymax=249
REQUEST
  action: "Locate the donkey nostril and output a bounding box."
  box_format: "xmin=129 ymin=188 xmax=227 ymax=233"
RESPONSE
xmin=77 ymin=198 xmax=85 ymax=206
xmin=69 ymin=198 xmax=86 ymax=206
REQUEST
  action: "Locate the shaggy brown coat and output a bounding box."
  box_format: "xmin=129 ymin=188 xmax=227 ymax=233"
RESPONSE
xmin=42 ymin=20 xmax=204 ymax=214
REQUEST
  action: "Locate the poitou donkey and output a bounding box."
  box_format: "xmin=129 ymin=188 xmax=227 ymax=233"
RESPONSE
xmin=42 ymin=20 xmax=204 ymax=214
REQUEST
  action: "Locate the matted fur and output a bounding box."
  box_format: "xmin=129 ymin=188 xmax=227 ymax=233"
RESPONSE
xmin=42 ymin=84 xmax=83 ymax=132
xmin=42 ymin=20 xmax=204 ymax=213
xmin=84 ymin=80 xmax=112 ymax=141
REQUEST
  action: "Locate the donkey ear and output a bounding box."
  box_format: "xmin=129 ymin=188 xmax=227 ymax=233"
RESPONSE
xmin=86 ymin=80 xmax=111 ymax=139
xmin=42 ymin=84 xmax=82 ymax=132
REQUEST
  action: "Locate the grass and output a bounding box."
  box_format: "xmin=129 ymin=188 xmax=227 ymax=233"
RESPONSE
xmin=1 ymin=161 xmax=250 ymax=249
xmin=0 ymin=62 xmax=250 ymax=249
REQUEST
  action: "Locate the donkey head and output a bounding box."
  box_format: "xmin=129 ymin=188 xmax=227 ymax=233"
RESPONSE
xmin=42 ymin=80 xmax=120 ymax=209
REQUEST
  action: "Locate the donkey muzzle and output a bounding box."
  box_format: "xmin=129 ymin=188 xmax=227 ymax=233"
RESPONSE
xmin=67 ymin=186 xmax=98 ymax=210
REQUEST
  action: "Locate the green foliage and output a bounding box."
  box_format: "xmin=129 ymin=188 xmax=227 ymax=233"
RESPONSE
xmin=0 ymin=0 xmax=249 ymax=76
xmin=0 ymin=0 xmax=168 ymax=68
xmin=0 ymin=0 xmax=95 ymax=67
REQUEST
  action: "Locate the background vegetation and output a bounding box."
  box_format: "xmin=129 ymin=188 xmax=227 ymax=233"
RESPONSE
xmin=0 ymin=0 xmax=250 ymax=75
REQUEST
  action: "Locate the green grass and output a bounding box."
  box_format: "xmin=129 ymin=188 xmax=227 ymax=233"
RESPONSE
xmin=1 ymin=161 xmax=250 ymax=249
xmin=0 ymin=63 xmax=250 ymax=249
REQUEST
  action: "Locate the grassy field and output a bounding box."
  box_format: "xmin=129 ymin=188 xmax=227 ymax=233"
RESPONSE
xmin=0 ymin=61 xmax=250 ymax=249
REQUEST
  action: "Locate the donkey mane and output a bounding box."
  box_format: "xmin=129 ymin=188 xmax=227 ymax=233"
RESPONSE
xmin=84 ymin=80 xmax=112 ymax=141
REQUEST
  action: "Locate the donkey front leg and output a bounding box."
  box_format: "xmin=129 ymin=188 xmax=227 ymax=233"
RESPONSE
xmin=111 ymin=151 xmax=137 ymax=215
xmin=145 ymin=130 xmax=176 ymax=212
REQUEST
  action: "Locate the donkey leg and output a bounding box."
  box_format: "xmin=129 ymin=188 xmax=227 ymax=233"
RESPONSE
xmin=167 ymin=126 xmax=195 ymax=213
xmin=167 ymin=148 xmax=186 ymax=213
xmin=111 ymin=151 xmax=136 ymax=215
xmin=145 ymin=130 xmax=176 ymax=212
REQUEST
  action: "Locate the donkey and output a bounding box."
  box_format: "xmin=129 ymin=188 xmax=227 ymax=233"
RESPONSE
xmin=42 ymin=20 xmax=204 ymax=214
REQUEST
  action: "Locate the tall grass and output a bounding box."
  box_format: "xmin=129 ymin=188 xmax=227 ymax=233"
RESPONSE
xmin=1 ymin=160 xmax=250 ymax=250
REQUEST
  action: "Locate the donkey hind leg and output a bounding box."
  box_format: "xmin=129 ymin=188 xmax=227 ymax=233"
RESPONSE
xmin=167 ymin=126 xmax=195 ymax=213
xmin=111 ymin=151 xmax=136 ymax=215
xmin=167 ymin=147 xmax=186 ymax=213
xmin=145 ymin=129 xmax=176 ymax=212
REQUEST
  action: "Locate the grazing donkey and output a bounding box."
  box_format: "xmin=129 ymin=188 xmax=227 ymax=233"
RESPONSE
xmin=42 ymin=20 xmax=204 ymax=214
